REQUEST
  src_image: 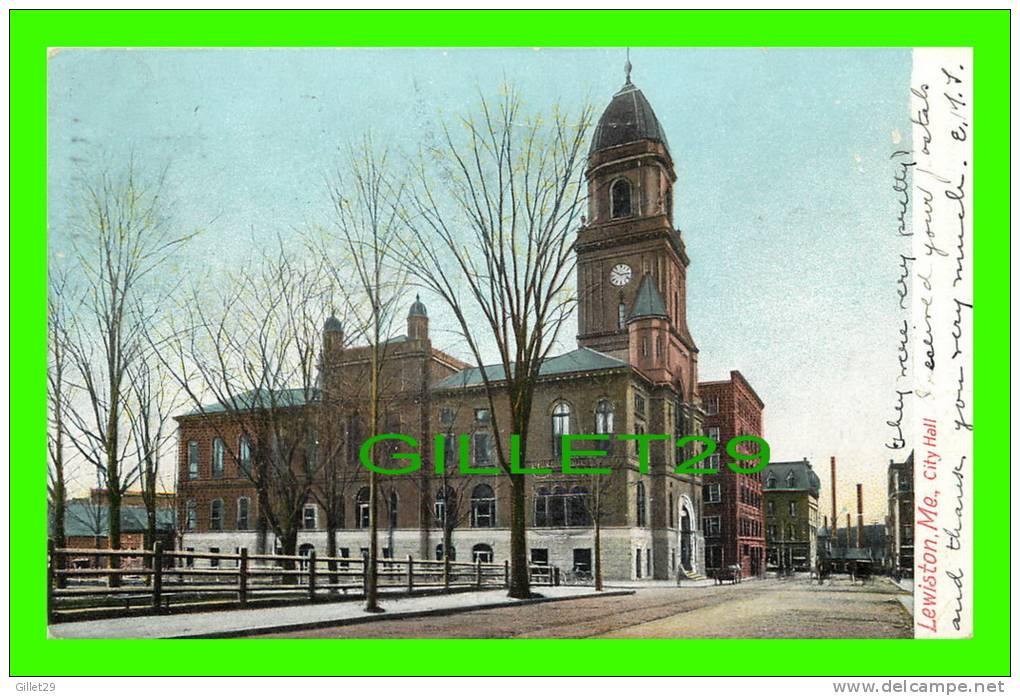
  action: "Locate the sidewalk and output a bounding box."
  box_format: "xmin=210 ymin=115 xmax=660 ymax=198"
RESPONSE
xmin=49 ymin=586 xmax=633 ymax=639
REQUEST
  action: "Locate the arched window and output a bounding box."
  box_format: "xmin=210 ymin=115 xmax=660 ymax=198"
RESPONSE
xmin=618 ymin=300 xmax=627 ymax=329
xmin=636 ymin=482 xmax=647 ymax=526
xmin=210 ymin=499 xmax=224 ymax=531
xmin=595 ymin=399 xmax=614 ymax=435
xmin=434 ymin=487 xmax=457 ymax=529
xmin=535 ymin=487 xmax=550 ymax=527
xmin=237 ymin=497 xmax=250 ymax=530
xmin=551 ymin=402 xmax=571 ymax=456
xmin=436 ymin=543 xmax=456 ymax=561
xmin=238 ymin=436 xmax=252 ymax=477
xmin=471 ymin=484 xmax=495 ymax=528
xmin=611 ymin=178 xmax=632 ymax=218
xmin=212 ymin=438 xmax=225 ymax=478
xmin=388 ymin=491 xmax=398 ymax=528
xmin=668 ymin=493 xmax=675 ymax=528
xmin=472 ymin=543 xmax=494 ymax=563
xmin=568 ymin=486 xmax=591 ymax=526
xmin=355 ymin=487 xmax=370 ymax=529
xmin=187 ymin=441 xmax=199 ymax=480
xmin=766 ymin=473 xmax=776 ymax=489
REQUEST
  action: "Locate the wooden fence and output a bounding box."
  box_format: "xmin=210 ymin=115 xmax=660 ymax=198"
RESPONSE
xmin=47 ymin=542 xmax=559 ymax=620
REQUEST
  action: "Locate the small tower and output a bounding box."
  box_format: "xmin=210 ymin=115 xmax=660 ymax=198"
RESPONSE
xmin=407 ymin=294 xmax=429 ymax=341
xmin=627 ymin=274 xmax=672 ymax=384
xmin=323 ymin=314 xmax=344 ymax=354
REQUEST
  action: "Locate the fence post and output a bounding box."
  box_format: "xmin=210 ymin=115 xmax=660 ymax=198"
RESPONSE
xmin=151 ymin=542 xmax=163 ymax=610
xmin=308 ymin=550 xmax=317 ymax=600
xmin=406 ymin=554 xmax=414 ymax=593
xmin=475 ymin=559 xmax=482 ymax=588
xmin=505 ymin=560 xmax=510 ymax=588
xmin=554 ymin=566 xmax=561 ymax=586
xmin=46 ymin=540 xmax=55 ymax=622
xmin=239 ymin=548 xmax=248 ymax=607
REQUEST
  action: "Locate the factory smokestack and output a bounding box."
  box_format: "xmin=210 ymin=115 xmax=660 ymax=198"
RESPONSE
xmin=856 ymin=483 xmax=864 ymax=549
xmin=846 ymin=513 xmax=852 ymax=548
xmin=830 ymin=457 xmax=837 ymax=545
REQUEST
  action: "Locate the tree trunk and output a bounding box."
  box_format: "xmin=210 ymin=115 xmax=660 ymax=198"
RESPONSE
xmin=144 ymin=504 xmax=157 ymax=586
xmin=280 ymin=526 xmax=298 ymax=585
xmin=107 ymin=476 xmax=122 ymax=587
xmin=594 ymin=515 xmax=603 ymax=592
xmin=508 ymin=473 xmax=530 ymax=598
xmin=326 ymin=519 xmax=338 ymax=591
xmin=52 ymin=486 xmax=67 ymax=589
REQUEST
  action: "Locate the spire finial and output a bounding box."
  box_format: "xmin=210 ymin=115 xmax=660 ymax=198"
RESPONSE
xmin=624 ymin=47 xmax=632 ymax=84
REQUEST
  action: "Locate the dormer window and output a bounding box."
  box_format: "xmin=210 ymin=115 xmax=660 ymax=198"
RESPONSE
xmin=611 ymin=179 xmax=632 ymax=218
xmin=786 ymin=471 xmax=796 ymax=487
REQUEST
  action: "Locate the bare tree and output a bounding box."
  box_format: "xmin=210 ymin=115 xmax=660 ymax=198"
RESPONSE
xmin=59 ymin=161 xmax=191 ymax=585
xmin=126 ymin=326 xmax=183 ymax=579
xmin=315 ymin=136 xmax=410 ymax=613
xmin=399 ymin=86 xmax=593 ymax=598
xmin=47 ymin=272 xmax=73 ymax=586
xmin=160 ymin=244 xmax=332 ymax=578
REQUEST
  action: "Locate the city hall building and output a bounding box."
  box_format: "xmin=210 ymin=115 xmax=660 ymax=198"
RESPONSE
xmin=176 ymin=69 xmax=760 ymax=581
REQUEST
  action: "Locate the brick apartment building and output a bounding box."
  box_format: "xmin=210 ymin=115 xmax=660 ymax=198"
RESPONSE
xmin=698 ymin=371 xmax=765 ymax=578
xmin=764 ymin=459 xmax=820 ymax=571
xmin=886 ymin=451 xmax=914 ymax=577
xmin=175 ymin=66 xmax=762 ymax=581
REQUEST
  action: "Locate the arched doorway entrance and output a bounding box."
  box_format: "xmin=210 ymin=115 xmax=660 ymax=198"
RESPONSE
xmin=680 ymin=510 xmax=693 ymax=572
xmin=677 ymin=495 xmax=696 ymax=574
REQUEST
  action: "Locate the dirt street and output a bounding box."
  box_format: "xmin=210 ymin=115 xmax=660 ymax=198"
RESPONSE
xmin=262 ymin=576 xmax=913 ymax=639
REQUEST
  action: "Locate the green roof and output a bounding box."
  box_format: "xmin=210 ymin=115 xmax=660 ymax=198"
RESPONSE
xmin=433 ymin=347 xmax=627 ymax=389
xmin=628 ymin=274 xmax=668 ymax=321
xmin=184 ymin=387 xmax=318 ymax=417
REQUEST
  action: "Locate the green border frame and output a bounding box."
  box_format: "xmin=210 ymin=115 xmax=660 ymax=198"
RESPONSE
xmin=11 ymin=9 xmax=1010 ymax=677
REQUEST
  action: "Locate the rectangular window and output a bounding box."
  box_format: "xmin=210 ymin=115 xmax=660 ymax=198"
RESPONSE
xmin=440 ymin=408 xmax=455 ymax=426
xmin=530 ymin=548 xmax=549 ymax=565
xmin=645 ymin=549 xmax=651 ymax=577
xmin=708 ymin=453 xmax=720 ymax=470
xmin=635 ymin=549 xmax=642 ymax=579
xmin=209 ymin=547 xmax=220 ymax=568
xmin=338 ymin=547 xmax=350 ymax=569
xmin=237 ymin=497 xmax=250 ymax=530
xmin=185 ymin=547 xmax=195 ymax=568
xmin=474 ymin=408 xmax=490 ymax=423
xmin=766 ymin=500 xmax=774 ymax=515
xmin=708 ymin=426 xmax=721 ymax=442
xmin=210 ymin=500 xmax=223 ymax=531
xmin=789 ymin=501 xmax=797 ymax=516
xmin=706 ymin=397 xmax=719 ymax=416
xmin=185 ymin=500 xmax=197 ymax=531
xmin=706 ymin=546 xmax=722 ymax=569
xmin=703 ymin=483 xmax=721 ymax=504
xmin=187 ymin=441 xmax=199 ymax=480
xmin=473 ymin=432 xmax=491 ymax=465
xmin=633 ymin=393 xmax=646 ymax=418
xmin=303 ymin=504 xmax=317 ymax=530
xmin=573 ymin=548 xmax=592 ymax=574
xmin=703 ymin=516 xmax=721 ymax=536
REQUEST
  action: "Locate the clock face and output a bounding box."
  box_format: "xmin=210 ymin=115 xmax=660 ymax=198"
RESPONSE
xmin=610 ymin=263 xmax=633 ymax=287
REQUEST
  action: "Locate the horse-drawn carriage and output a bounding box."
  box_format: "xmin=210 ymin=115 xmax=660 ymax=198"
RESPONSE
xmin=714 ymin=564 xmax=742 ymax=585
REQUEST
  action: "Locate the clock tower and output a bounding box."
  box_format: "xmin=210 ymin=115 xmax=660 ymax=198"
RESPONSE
xmin=576 ymin=62 xmax=697 ymax=397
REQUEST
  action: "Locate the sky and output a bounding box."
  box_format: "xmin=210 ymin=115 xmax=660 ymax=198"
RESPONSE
xmin=48 ymin=47 xmax=913 ymax=523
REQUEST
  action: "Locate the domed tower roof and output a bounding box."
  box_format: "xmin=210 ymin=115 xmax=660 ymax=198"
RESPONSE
xmin=590 ymin=61 xmax=669 ymax=155
xmin=324 ymin=315 xmax=343 ymax=333
xmin=408 ymin=294 xmax=427 ymax=318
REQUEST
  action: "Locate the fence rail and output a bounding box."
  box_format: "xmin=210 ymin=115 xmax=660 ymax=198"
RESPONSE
xmin=47 ymin=542 xmax=558 ymax=620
